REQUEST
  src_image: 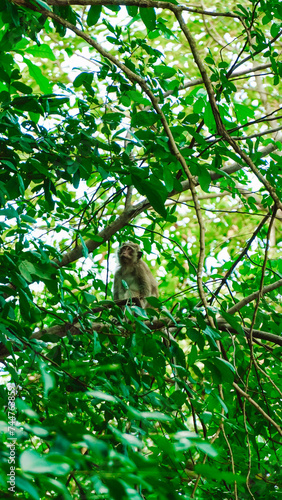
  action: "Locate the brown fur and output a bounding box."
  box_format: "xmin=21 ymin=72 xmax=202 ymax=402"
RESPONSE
xmin=113 ymin=242 xmax=158 ymax=306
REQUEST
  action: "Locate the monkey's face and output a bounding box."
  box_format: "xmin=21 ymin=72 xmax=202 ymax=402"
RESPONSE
xmin=119 ymin=245 xmax=135 ymax=264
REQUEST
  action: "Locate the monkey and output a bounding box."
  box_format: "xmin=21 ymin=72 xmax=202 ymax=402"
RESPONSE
xmin=113 ymin=242 xmax=158 ymax=307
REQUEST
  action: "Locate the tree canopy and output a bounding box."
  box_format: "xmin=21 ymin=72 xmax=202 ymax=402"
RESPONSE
xmin=1 ymin=0 xmax=282 ymax=498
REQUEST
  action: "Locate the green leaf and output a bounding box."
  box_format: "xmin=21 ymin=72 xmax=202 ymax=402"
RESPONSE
xmin=47 ymin=96 xmax=70 ymax=111
xmin=11 ymin=81 xmax=32 ymax=94
xmin=126 ymin=5 xmax=138 ymax=17
xmin=34 ymin=265 xmax=55 ymax=282
xmin=154 ymin=65 xmax=177 ymax=78
xmin=130 ymin=306 xmax=148 ymax=319
xmin=220 ymin=311 xmax=245 ymax=336
xmin=198 ymin=166 xmax=211 ymax=192
xmin=186 ymin=127 xmax=207 ymax=146
xmin=196 ymin=441 xmax=218 ymax=457
xmin=73 ymin=72 xmax=93 ymax=88
xmin=234 ymin=102 xmax=255 ymax=124
xmin=12 ymin=96 xmax=44 ymax=115
xmin=187 ymin=158 xmax=211 ymax=192
xmin=19 ymin=261 xmax=36 ymax=282
xmin=82 ymin=435 xmax=108 ymax=457
xmin=21 ymin=214 xmax=37 ymax=224
xmin=218 ymin=61 xmax=229 ymax=69
xmin=0 ymin=68 xmax=10 ymax=84
xmin=44 ymin=478 xmax=73 ymax=500
xmin=109 ymin=425 xmax=143 ymax=448
xmin=25 ymin=44 xmax=56 ymax=61
xmin=43 ymin=179 xmax=55 ymax=209
xmin=105 ymin=4 xmax=120 ymax=12
xmin=1 ymin=160 xmax=17 ymax=171
xmin=195 ymin=464 xmax=245 ymax=484
xmin=204 ymin=102 xmax=216 ymax=133
xmin=127 ymin=90 xmax=151 ymax=106
xmin=73 ymin=169 xmax=80 ymax=188
xmin=204 ymin=325 xmax=221 ymax=348
xmin=82 ymin=292 xmax=96 ymax=305
xmin=103 ymin=112 xmax=123 ymax=124
xmin=132 ymin=175 xmax=167 ymax=218
xmin=88 ymin=390 xmax=117 ymax=402
xmin=131 ymin=111 xmax=159 ymax=127
xmin=214 ymin=357 xmax=235 ymax=383
xmin=18 ymin=290 xmax=31 ymax=320
xmin=161 ymin=306 xmax=178 ymax=325
xmin=39 ymin=362 xmax=55 ymax=397
xmin=16 ymin=399 xmax=39 ymax=418
xmin=16 ymin=477 xmax=40 ymax=500
xmin=20 ymin=450 xmax=71 ymax=475
xmin=270 ymin=23 xmax=281 ymax=38
xmin=33 ymin=0 xmax=52 ymax=11
xmin=140 ymin=7 xmax=156 ymax=31
xmin=140 ymin=411 xmax=172 ymax=421
xmin=205 ymin=56 xmax=214 ymax=65
xmin=0 ymin=206 xmax=19 ymax=220
xmin=79 ymin=235 xmax=89 ymax=258
xmin=146 ymin=296 xmax=161 ymax=308
xmin=204 ymin=361 xmax=222 ymax=383
xmin=23 ymin=424 xmax=49 ymax=437
xmin=87 ymin=5 xmax=102 ymax=26
xmin=122 ymin=279 xmax=129 ymax=291
xmin=24 ymin=59 xmax=52 ymax=94
xmin=170 ymin=390 xmax=187 ymax=407
xmin=163 ymin=168 xmax=174 ymax=191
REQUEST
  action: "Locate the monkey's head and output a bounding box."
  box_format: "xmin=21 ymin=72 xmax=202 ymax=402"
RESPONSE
xmin=118 ymin=242 xmax=143 ymax=265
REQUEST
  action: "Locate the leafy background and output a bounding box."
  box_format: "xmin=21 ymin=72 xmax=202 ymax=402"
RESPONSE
xmin=0 ymin=0 xmax=282 ymax=498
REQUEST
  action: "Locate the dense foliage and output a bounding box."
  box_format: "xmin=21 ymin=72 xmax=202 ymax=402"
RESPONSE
xmin=1 ymin=0 xmax=282 ymax=498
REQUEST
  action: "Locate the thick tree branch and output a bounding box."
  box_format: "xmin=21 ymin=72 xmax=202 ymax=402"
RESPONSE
xmin=31 ymin=3 xmax=211 ymax=315
xmin=0 ymin=317 xmax=175 ymax=359
xmin=41 ymin=0 xmax=239 ymax=18
xmin=56 ymin=136 xmax=280 ymax=268
xmin=226 ymin=279 xmax=282 ymax=315
xmin=13 ymin=0 xmax=282 ymax=277
xmin=1 ymin=312 xmax=282 ymax=361
xmin=56 ymin=200 xmax=149 ymax=266
xmin=217 ymin=320 xmax=282 ymax=347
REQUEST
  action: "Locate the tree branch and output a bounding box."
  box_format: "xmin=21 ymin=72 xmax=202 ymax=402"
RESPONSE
xmin=230 ymin=125 xmax=282 ymax=141
xmin=226 ymin=279 xmax=282 ymax=315
xmin=232 ymin=381 xmax=282 ymax=436
xmin=2 ymin=312 xmax=282 ymax=361
xmin=55 ymin=136 xmax=281 ymax=267
xmin=175 ymin=10 xmax=282 ymax=211
xmin=217 ymin=320 xmax=282 ymax=347
xmin=13 ymin=0 xmax=282 ymax=275
xmin=42 ymin=0 xmax=239 ymax=18
xmin=163 ymin=63 xmax=273 ymax=98
xmin=31 ymin=3 xmax=212 ymax=314
xmin=211 ymin=212 xmax=271 ymax=302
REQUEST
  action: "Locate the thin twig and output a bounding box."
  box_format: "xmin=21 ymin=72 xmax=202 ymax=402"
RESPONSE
xmin=233 ymin=382 xmax=282 ymax=436
xmin=211 ymin=213 xmax=271 ymax=302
